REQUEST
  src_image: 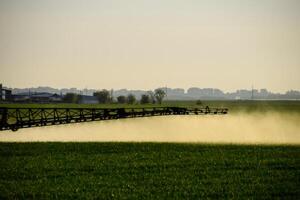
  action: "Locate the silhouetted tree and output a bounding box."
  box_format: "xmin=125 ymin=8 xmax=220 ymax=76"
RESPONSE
xmin=147 ymin=91 xmax=156 ymax=104
xmin=63 ymin=93 xmax=78 ymax=103
xmin=127 ymin=94 xmax=136 ymax=104
xmin=117 ymin=95 xmax=126 ymax=104
xmin=154 ymin=89 xmax=166 ymax=104
xmin=93 ymin=90 xmax=111 ymax=104
xmin=140 ymin=94 xmax=150 ymax=104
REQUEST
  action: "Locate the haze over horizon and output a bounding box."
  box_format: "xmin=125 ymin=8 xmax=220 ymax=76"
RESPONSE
xmin=1 ymin=0 xmax=300 ymax=93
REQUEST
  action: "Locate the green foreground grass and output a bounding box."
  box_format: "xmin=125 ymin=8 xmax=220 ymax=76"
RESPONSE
xmin=0 ymin=143 xmax=299 ymax=199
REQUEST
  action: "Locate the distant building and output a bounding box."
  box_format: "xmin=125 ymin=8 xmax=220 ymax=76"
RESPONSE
xmin=30 ymin=93 xmax=63 ymax=102
xmin=11 ymin=92 xmax=63 ymax=103
xmin=11 ymin=94 xmax=31 ymax=102
xmin=30 ymin=93 xmax=55 ymax=102
xmin=0 ymin=84 xmax=12 ymax=101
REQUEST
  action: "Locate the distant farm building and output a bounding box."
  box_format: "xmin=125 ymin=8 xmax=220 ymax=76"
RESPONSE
xmin=30 ymin=93 xmax=62 ymax=103
xmin=11 ymin=92 xmax=63 ymax=103
xmin=0 ymin=84 xmax=100 ymax=104
xmin=0 ymin=84 xmax=12 ymax=101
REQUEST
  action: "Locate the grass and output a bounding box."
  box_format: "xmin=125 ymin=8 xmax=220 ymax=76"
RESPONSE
xmin=1 ymin=100 xmax=300 ymax=113
xmin=0 ymin=143 xmax=299 ymax=199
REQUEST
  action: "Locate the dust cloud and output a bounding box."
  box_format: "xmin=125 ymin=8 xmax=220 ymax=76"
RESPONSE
xmin=0 ymin=112 xmax=299 ymax=144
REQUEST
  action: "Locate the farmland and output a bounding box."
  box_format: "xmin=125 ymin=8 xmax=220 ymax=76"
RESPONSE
xmin=0 ymin=100 xmax=299 ymax=199
xmin=0 ymin=143 xmax=299 ymax=199
xmin=1 ymin=100 xmax=300 ymax=113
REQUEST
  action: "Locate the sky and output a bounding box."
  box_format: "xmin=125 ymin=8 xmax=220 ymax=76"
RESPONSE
xmin=0 ymin=0 xmax=299 ymax=92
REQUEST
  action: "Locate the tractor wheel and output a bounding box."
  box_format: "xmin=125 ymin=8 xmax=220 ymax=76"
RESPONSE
xmin=11 ymin=125 xmax=19 ymax=132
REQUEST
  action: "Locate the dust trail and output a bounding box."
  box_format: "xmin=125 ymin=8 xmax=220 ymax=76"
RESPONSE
xmin=0 ymin=112 xmax=299 ymax=144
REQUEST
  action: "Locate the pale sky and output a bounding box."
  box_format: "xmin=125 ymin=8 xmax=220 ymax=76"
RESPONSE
xmin=0 ymin=0 xmax=299 ymax=92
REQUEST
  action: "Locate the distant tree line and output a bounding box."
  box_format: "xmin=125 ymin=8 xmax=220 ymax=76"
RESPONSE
xmin=63 ymin=89 xmax=166 ymax=104
xmin=63 ymin=93 xmax=80 ymax=103
xmin=93 ymin=89 xmax=166 ymax=104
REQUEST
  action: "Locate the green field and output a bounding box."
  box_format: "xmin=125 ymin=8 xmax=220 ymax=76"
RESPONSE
xmin=0 ymin=143 xmax=299 ymax=199
xmin=2 ymin=100 xmax=300 ymax=114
